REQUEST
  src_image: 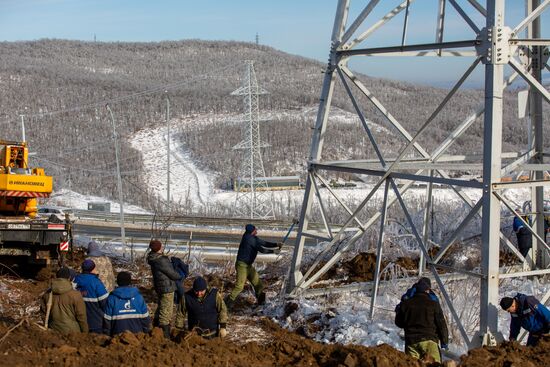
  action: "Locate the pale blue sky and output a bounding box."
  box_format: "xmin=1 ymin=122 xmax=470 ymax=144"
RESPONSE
xmin=0 ymin=0 xmax=547 ymax=87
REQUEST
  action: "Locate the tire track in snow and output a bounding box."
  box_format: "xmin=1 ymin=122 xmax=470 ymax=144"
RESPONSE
xmin=163 ymin=131 xmax=206 ymax=206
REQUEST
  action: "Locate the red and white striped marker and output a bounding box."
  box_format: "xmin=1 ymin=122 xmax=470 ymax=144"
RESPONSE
xmin=0 ymin=191 xmax=50 ymax=198
xmin=59 ymin=240 xmax=69 ymax=252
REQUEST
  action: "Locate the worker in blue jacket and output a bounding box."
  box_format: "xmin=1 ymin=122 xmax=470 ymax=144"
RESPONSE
xmin=74 ymin=259 xmax=108 ymax=333
xmin=500 ymin=293 xmax=550 ymax=346
xmin=171 ymin=256 xmax=189 ymax=304
xmin=103 ymin=271 xmax=151 ymax=336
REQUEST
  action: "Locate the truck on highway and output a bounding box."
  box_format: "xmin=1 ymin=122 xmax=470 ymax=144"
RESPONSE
xmin=0 ymin=140 xmax=71 ymax=271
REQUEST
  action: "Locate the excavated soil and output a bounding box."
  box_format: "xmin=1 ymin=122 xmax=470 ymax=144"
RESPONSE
xmin=322 ymin=252 xmax=420 ymax=283
xmin=320 ymin=248 xmax=522 ymax=284
xmin=1 ymin=250 xmax=549 ymax=366
xmin=0 ymin=319 xmax=424 ymax=367
xmin=1 ymin=317 xmax=548 ymax=367
xmin=459 ymin=336 xmax=550 ymax=367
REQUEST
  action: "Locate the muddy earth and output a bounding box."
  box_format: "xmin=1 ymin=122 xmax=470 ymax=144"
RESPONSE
xmin=0 ymin=249 xmax=548 ymax=366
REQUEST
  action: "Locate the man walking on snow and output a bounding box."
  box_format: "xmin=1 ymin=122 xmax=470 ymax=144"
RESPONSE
xmin=395 ymin=277 xmax=448 ymax=363
xmin=225 ymin=224 xmax=282 ymax=310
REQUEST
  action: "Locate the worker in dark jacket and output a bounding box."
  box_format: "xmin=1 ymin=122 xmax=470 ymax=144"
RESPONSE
xmin=175 ymin=276 xmax=228 ymax=339
xmin=225 ymin=224 xmax=282 ymax=310
xmin=513 ymin=214 xmax=532 ymax=257
xmin=147 ymin=239 xmax=182 ymax=337
xmin=395 ymin=277 xmax=439 ymax=313
xmin=42 ymin=267 xmax=88 ymax=334
xmin=500 ymin=293 xmax=550 ymax=346
xmin=103 ymin=271 xmax=151 ymax=336
xmin=74 ymin=259 xmax=108 ymax=333
xmin=395 ymin=278 xmax=448 ymax=363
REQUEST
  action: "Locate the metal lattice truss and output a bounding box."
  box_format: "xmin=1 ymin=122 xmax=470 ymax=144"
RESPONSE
xmin=288 ymin=0 xmax=550 ymax=348
xmin=232 ymin=60 xmax=275 ymax=219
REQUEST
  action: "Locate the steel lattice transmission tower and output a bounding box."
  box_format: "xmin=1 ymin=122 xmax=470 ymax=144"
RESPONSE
xmin=287 ymin=0 xmax=550 ymax=349
xmin=232 ymin=60 xmax=274 ymax=219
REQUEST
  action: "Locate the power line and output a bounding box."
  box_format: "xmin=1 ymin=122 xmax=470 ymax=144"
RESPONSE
xmin=19 ymin=62 xmax=241 ymax=121
xmin=35 ymin=141 xmax=114 ymax=159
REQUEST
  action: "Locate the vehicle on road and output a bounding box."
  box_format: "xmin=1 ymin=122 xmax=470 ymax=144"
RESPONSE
xmin=0 ymin=140 xmax=72 ymax=271
xmin=38 ymin=205 xmax=75 ymax=222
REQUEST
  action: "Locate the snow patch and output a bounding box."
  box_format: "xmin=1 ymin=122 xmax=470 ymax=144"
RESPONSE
xmin=130 ymin=123 xmax=216 ymax=209
xmin=47 ymin=188 xmax=150 ymax=214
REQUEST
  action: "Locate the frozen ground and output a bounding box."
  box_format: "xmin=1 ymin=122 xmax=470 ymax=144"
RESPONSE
xmin=46 ymin=108 xmax=550 ymax=355
xmin=46 ymin=188 xmax=150 ymax=214
xmin=262 ymin=276 xmax=550 ymax=356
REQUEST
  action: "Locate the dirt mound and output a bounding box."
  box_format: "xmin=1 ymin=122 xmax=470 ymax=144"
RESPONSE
xmin=0 ymin=318 xmax=424 ymax=367
xmin=321 ymin=253 xmax=420 ymax=283
xmin=3 ymin=250 xmax=545 ymax=367
xmin=460 ymin=336 xmax=550 ymax=367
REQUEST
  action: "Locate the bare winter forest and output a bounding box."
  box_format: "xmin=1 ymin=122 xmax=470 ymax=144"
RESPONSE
xmin=0 ymin=39 xmax=543 ymax=212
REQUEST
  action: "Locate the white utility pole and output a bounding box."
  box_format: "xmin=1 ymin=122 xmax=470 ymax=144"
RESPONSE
xmin=20 ymin=114 xmax=26 ymax=142
xmin=165 ymin=92 xmax=171 ymax=206
xmin=106 ymin=104 xmax=126 ymax=253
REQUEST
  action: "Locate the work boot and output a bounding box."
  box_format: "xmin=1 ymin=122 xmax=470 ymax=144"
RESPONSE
xmin=161 ymin=325 xmax=171 ymax=339
xmin=257 ymin=292 xmax=266 ymax=306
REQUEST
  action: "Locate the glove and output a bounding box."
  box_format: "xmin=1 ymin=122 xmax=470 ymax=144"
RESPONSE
xmin=219 ymin=328 xmax=227 ymax=338
xmin=440 ymin=343 xmax=448 ymax=350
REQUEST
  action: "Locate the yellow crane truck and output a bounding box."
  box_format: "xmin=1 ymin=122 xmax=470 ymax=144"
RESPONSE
xmin=0 ymin=140 xmax=71 ymax=271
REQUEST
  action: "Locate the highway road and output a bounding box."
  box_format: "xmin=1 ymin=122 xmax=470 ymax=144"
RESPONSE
xmin=73 ymin=222 xmax=299 ymax=245
xmin=72 ymin=221 xmax=317 ymax=263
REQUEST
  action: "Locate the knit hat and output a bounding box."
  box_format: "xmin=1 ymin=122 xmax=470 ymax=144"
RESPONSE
xmin=87 ymin=241 xmax=103 ymax=257
xmin=149 ymin=239 xmax=162 ymax=253
xmin=56 ymin=267 xmax=71 ymax=279
xmin=117 ymin=271 xmax=132 ymax=287
xmin=193 ymin=276 xmax=207 ymax=292
xmin=245 ymin=224 xmax=256 ymax=233
xmin=500 ymin=297 xmax=514 ymax=310
xmin=81 ymin=259 xmax=96 ymax=273
xmin=416 ymin=277 xmax=431 ymax=293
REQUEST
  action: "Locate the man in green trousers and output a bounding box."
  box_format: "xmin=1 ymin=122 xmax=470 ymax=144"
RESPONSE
xmin=225 ymin=224 xmax=282 ymax=310
xmin=147 ymin=239 xmax=182 ymax=338
xmin=395 ymin=278 xmax=449 ymax=363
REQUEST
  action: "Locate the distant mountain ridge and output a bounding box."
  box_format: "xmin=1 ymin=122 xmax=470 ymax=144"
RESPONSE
xmin=0 ymin=39 xmax=534 ymax=211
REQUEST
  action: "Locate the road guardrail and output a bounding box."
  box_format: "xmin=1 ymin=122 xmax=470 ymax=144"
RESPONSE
xmin=72 ymin=210 xmax=302 ymax=229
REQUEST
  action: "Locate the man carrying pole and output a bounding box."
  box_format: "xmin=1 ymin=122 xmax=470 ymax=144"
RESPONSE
xmin=225 ymin=224 xmax=283 ymax=310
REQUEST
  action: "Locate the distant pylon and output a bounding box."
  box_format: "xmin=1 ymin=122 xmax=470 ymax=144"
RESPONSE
xmin=232 ymin=60 xmax=274 ymax=219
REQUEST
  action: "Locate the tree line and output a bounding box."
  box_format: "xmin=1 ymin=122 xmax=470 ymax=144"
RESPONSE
xmin=0 ymin=39 xmax=544 ymax=214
